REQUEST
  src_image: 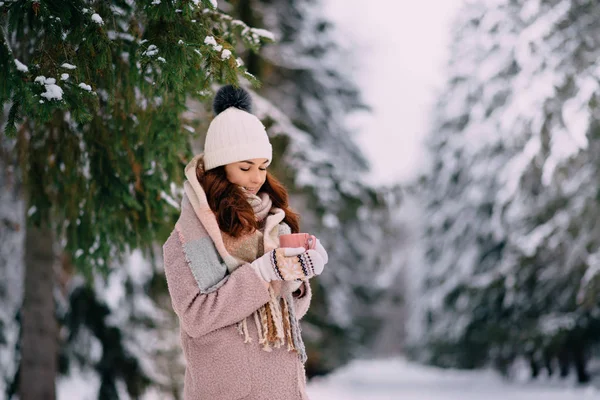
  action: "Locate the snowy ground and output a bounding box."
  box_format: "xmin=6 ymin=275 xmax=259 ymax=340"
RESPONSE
xmin=306 ymin=358 xmax=600 ymax=400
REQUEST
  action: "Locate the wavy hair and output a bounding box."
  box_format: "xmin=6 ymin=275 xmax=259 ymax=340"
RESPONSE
xmin=197 ymin=164 xmax=300 ymax=238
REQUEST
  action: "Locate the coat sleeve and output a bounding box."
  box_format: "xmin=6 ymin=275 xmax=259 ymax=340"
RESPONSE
xmin=163 ymin=232 xmax=271 ymax=338
xmin=291 ymin=281 xmax=312 ymax=320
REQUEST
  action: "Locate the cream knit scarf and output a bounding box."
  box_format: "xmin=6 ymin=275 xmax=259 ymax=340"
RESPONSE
xmin=223 ymin=192 xmax=304 ymax=357
xmin=183 ymin=154 xmax=306 ymax=362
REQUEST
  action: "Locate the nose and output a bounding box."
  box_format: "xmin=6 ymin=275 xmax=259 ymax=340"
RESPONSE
xmin=251 ymin=171 xmax=262 ymax=184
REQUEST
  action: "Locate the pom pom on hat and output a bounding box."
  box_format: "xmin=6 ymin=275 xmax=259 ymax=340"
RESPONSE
xmin=213 ymin=85 xmax=252 ymax=115
xmin=203 ymin=86 xmax=272 ymax=171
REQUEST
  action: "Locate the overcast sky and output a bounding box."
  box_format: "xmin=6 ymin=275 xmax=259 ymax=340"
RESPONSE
xmin=324 ymin=0 xmax=463 ymax=185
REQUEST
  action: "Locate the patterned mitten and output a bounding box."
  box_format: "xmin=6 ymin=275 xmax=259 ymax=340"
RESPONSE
xmin=250 ymin=247 xmax=325 ymax=282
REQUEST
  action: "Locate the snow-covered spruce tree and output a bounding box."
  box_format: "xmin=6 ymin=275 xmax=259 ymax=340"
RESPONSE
xmin=415 ymin=1 xmax=515 ymax=369
xmin=496 ymin=0 xmax=600 ymax=382
xmin=226 ymin=0 xmax=406 ymax=373
xmin=1 ymin=1 xmax=272 ymax=398
xmin=417 ymin=0 xmax=600 ymax=381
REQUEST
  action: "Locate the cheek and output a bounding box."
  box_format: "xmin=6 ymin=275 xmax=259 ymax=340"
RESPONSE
xmin=227 ymin=170 xmax=251 ymax=186
xmin=230 ymin=173 xmax=245 ymax=185
xmin=225 ymin=169 xmax=239 ymax=185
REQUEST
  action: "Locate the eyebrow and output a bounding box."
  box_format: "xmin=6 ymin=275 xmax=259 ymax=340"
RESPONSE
xmin=241 ymin=160 xmax=269 ymax=165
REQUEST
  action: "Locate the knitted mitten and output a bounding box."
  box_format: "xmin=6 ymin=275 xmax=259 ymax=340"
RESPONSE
xmin=313 ymin=238 xmax=329 ymax=264
xmin=250 ymin=247 xmax=325 ymax=282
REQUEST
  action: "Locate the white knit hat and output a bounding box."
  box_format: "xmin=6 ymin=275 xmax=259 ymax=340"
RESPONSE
xmin=203 ymin=86 xmax=272 ymax=171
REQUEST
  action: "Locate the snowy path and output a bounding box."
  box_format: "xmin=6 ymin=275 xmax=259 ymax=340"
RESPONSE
xmin=306 ymin=358 xmax=600 ymax=400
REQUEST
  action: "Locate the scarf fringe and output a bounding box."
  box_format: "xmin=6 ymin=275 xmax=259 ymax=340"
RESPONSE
xmin=268 ymin=286 xmax=286 ymax=348
xmin=281 ymin=296 xmax=296 ymax=352
xmin=236 ymin=287 xmax=306 ymax=362
xmin=241 ymin=317 xmax=252 ymax=343
xmin=257 ymin=305 xmax=272 ymax=351
xmin=285 ymin=292 xmax=308 ymax=364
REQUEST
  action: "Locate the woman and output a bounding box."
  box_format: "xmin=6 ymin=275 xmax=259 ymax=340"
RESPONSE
xmin=163 ymin=85 xmax=328 ymax=400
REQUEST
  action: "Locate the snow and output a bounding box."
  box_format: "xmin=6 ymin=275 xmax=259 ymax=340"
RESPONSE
xmin=322 ymin=213 xmax=340 ymax=228
xmin=306 ymin=358 xmax=599 ymax=400
xmin=203 ymin=35 xmax=223 ymax=51
xmin=35 ymin=76 xmax=64 ymax=101
xmin=151 ymin=0 xmax=160 ymax=4
xmin=0 ymin=174 xmax=25 ymax=397
xmin=57 ymin=365 xmax=100 ymax=400
xmin=107 ymin=31 xmax=135 ymax=42
xmin=250 ymin=28 xmax=275 ymax=41
xmin=160 ymin=191 xmax=179 ymax=209
xmin=78 ymin=83 xmax=92 ymax=91
xmin=91 ymin=13 xmax=104 ymax=25
xmin=204 ymin=36 xmax=217 ymax=46
xmin=61 ymin=63 xmax=77 ymax=70
xmin=14 ymin=59 xmax=28 ymax=72
xmin=578 ymin=255 xmax=600 ymax=302
xmin=61 ymin=73 xmax=69 ymax=80
xmin=53 ymin=355 xmax=600 ymax=399
xmin=220 ymin=49 xmax=232 ymax=60
xmin=143 ymin=45 xmax=159 ymax=57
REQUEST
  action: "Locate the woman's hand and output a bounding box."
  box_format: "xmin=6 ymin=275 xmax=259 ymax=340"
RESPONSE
xmin=250 ymin=247 xmax=325 ymax=282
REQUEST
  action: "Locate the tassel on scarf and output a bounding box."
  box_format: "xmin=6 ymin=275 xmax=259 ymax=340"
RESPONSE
xmin=265 ymin=303 xmax=278 ymax=344
xmin=281 ymin=297 xmax=296 ymax=351
xmin=242 ymin=317 xmax=252 ymax=343
xmin=258 ymin=305 xmax=272 ymax=351
xmin=253 ymin=308 xmax=265 ymax=344
xmin=268 ymin=287 xmax=286 ymax=348
xmin=285 ymin=292 xmax=307 ymax=364
xmin=237 ymin=288 xmax=304 ymax=360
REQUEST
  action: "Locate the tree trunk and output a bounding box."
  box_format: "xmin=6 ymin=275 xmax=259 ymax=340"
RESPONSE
xmin=528 ymin=353 xmax=540 ymax=379
xmin=19 ymin=222 xmax=57 ymax=400
xmin=237 ymin=0 xmax=262 ymax=77
xmin=572 ymin=345 xmax=590 ymax=384
xmin=558 ymin=347 xmax=570 ymax=378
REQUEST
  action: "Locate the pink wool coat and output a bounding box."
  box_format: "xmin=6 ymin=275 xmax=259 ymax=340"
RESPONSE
xmin=163 ymin=155 xmax=312 ymax=400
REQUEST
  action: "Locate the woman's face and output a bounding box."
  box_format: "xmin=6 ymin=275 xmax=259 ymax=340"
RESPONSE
xmin=224 ymin=158 xmax=269 ymax=195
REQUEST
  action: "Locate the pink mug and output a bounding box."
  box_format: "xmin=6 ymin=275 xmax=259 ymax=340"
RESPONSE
xmin=279 ymin=233 xmax=317 ymax=250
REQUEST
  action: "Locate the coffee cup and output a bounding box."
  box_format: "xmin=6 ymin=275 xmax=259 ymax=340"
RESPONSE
xmin=279 ymin=233 xmax=317 ymax=250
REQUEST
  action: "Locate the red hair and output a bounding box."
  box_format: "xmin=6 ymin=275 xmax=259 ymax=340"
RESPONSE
xmin=197 ymin=164 xmax=300 ymax=238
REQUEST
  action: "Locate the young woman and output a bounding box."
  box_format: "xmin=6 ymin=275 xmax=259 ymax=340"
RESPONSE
xmin=163 ymin=85 xmax=329 ymax=400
